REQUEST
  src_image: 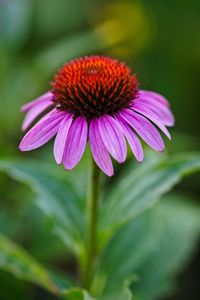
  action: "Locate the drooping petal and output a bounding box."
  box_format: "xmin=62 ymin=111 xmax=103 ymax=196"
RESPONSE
xmin=63 ymin=116 xmax=88 ymax=170
xmin=21 ymin=91 xmax=54 ymax=112
xmin=115 ymin=114 xmax=144 ymax=162
xmin=22 ymin=100 xmax=53 ymax=131
xmin=89 ymin=118 xmax=114 ymax=176
xmin=98 ymin=115 xmax=127 ymax=163
xmin=19 ymin=109 xmax=66 ymax=151
xmin=53 ymin=114 xmax=73 ymax=164
xmin=134 ymin=96 xmax=175 ymax=127
xmin=139 ymin=90 xmax=169 ymax=106
xmin=120 ymin=109 xmax=164 ymax=152
xmin=131 ymin=103 xmax=171 ymax=139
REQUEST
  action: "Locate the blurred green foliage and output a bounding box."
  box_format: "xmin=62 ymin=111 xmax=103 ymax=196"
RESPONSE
xmin=0 ymin=153 xmax=200 ymax=300
xmin=0 ymin=0 xmax=200 ymax=299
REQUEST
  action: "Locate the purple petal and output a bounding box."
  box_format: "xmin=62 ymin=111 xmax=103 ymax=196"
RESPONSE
xmin=89 ymin=118 xmax=114 ymax=176
xmin=22 ymin=100 xmax=53 ymax=131
xmin=21 ymin=91 xmax=54 ymax=112
xmin=98 ymin=115 xmax=127 ymax=163
xmin=53 ymin=114 xmax=73 ymax=164
xmin=115 ymin=115 xmax=144 ymax=162
xmin=120 ymin=109 xmax=165 ymax=152
xmin=19 ymin=109 xmax=66 ymax=151
xmin=134 ymin=97 xmax=175 ymax=127
xmin=139 ymin=90 xmax=169 ymax=106
xmin=131 ymin=103 xmax=171 ymax=139
xmin=63 ymin=117 xmax=88 ymax=170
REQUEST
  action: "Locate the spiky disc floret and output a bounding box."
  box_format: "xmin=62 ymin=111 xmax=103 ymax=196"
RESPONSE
xmin=51 ymin=56 xmax=139 ymax=119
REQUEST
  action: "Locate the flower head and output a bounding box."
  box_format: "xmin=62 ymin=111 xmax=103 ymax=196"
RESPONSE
xmin=19 ymin=55 xmax=174 ymax=176
xmin=51 ymin=56 xmax=138 ymax=119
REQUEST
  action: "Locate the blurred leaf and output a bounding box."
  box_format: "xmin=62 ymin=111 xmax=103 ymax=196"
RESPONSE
xmin=19 ymin=207 xmax=68 ymax=262
xmin=47 ymin=268 xmax=73 ymax=291
xmin=96 ymin=194 xmax=200 ymax=300
xmin=98 ymin=277 xmax=133 ymax=300
xmin=100 ymin=152 xmax=200 ymax=245
xmin=0 ymin=158 xmax=86 ymax=256
xmin=0 ymin=233 xmax=59 ymax=295
xmin=0 ymin=0 xmax=32 ymax=53
xmin=62 ymin=287 xmax=97 ymax=300
xmin=132 ymin=194 xmax=200 ymax=300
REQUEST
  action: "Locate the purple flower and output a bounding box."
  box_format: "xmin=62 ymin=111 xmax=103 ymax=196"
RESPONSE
xmin=19 ymin=56 xmax=174 ymax=176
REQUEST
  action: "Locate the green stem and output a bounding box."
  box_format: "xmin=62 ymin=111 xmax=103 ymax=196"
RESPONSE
xmin=84 ymin=158 xmax=101 ymax=288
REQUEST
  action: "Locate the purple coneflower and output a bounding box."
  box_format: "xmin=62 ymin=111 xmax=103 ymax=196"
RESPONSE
xmin=19 ymin=56 xmax=174 ymax=176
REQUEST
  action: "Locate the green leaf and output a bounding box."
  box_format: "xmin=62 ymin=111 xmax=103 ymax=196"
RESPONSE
xmin=132 ymin=194 xmax=200 ymax=300
xmin=100 ymin=152 xmax=200 ymax=244
xmin=0 ymin=233 xmax=59 ymax=294
xmin=62 ymin=287 xmax=97 ymax=300
xmin=98 ymin=278 xmax=133 ymax=300
xmin=95 ymin=194 xmax=200 ymax=300
xmin=0 ymin=158 xmax=86 ymax=255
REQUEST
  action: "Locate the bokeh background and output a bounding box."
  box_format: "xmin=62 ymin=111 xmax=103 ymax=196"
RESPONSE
xmin=0 ymin=0 xmax=200 ymax=299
